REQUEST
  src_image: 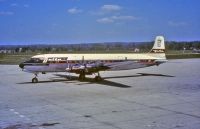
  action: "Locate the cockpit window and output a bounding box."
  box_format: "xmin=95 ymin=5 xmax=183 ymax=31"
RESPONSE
xmin=25 ymin=58 xmax=44 ymax=63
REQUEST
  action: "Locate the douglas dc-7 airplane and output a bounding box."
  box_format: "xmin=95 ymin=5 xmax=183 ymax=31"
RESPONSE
xmin=19 ymin=36 xmax=167 ymax=83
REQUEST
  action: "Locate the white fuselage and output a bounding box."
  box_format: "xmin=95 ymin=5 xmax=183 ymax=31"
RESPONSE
xmin=21 ymin=53 xmax=166 ymax=73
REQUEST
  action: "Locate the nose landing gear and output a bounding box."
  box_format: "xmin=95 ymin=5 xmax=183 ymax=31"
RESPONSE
xmin=32 ymin=73 xmax=38 ymax=83
xmin=32 ymin=77 xmax=38 ymax=83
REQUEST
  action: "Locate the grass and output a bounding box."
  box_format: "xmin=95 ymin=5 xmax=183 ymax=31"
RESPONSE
xmin=166 ymin=53 xmax=200 ymax=59
xmin=0 ymin=54 xmax=33 ymax=64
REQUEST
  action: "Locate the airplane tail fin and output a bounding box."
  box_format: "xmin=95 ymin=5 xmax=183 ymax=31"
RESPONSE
xmin=149 ymin=36 xmax=165 ymax=53
xmin=149 ymin=36 xmax=167 ymax=62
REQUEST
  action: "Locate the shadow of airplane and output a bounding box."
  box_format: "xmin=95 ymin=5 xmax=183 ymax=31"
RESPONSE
xmin=17 ymin=79 xmax=77 ymax=84
xmin=17 ymin=73 xmax=174 ymax=88
xmin=17 ymin=76 xmax=131 ymax=88
xmin=104 ymin=73 xmax=175 ymax=79
xmin=53 ymin=73 xmax=174 ymax=88
xmin=53 ymin=74 xmax=131 ymax=88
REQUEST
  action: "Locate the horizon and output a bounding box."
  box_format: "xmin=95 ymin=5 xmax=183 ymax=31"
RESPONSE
xmin=0 ymin=0 xmax=200 ymax=45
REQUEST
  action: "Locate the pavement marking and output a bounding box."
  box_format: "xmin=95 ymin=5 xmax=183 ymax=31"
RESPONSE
xmin=19 ymin=115 xmax=25 ymax=118
xmin=14 ymin=112 xmax=19 ymax=115
xmin=9 ymin=109 xmax=15 ymax=111
xmin=9 ymin=108 xmax=26 ymax=119
xmin=9 ymin=108 xmax=45 ymax=129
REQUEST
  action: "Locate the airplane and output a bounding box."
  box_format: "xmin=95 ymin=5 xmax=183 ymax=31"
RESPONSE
xmin=19 ymin=36 xmax=167 ymax=83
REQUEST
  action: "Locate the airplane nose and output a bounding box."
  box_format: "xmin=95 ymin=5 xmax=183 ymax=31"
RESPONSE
xmin=19 ymin=63 xmax=24 ymax=69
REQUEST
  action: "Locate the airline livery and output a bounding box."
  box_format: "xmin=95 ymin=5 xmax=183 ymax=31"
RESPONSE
xmin=19 ymin=36 xmax=167 ymax=83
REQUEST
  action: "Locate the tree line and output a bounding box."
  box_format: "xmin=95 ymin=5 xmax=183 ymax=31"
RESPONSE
xmin=0 ymin=41 xmax=200 ymax=53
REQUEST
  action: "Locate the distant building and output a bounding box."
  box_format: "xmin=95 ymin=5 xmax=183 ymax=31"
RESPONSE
xmin=19 ymin=48 xmax=22 ymax=53
xmin=0 ymin=50 xmax=6 ymax=54
xmin=134 ymin=48 xmax=140 ymax=52
xmin=0 ymin=49 xmax=15 ymax=54
xmin=192 ymin=48 xmax=200 ymax=53
xmin=68 ymin=49 xmax=73 ymax=52
xmin=51 ymin=48 xmax=56 ymax=52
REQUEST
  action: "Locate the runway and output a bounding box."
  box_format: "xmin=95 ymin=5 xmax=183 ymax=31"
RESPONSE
xmin=0 ymin=59 xmax=200 ymax=129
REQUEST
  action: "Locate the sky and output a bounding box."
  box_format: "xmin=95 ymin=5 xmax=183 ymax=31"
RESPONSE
xmin=0 ymin=0 xmax=200 ymax=45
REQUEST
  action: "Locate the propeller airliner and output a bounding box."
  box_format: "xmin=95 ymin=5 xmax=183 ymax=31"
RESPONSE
xmin=19 ymin=36 xmax=167 ymax=83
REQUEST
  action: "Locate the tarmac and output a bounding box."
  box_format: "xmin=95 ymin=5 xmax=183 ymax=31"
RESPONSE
xmin=0 ymin=59 xmax=200 ymax=129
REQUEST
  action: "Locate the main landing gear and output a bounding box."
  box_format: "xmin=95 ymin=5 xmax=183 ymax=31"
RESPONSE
xmin=78 ymin=70 xmax=102 ymax=82
xmin=79 ymin=70 xmax=86 ymax=80
xmin=94 ymin=72 xmax=102 ymax=82
xmin=32 ymin=73 xmax=38 ymax=83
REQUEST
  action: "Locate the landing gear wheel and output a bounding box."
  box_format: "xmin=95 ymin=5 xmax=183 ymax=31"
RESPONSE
xmin=94 ymin=76 xmax=102 ymax=82
xmin=79 ymin=74 xmax=85 ymax=80
xmin=79 ymin=70 xmax=86 ymax=81
xmin=32 ymin=77 xmax=38 ymax=83
xmin=94 ymin=72 xmax=102 ymax=81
